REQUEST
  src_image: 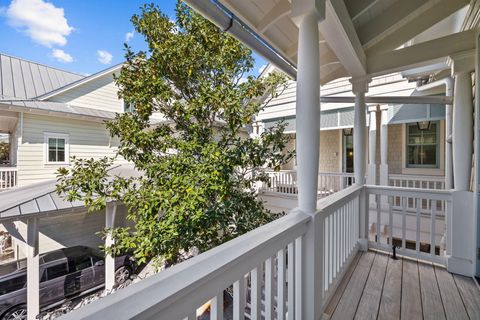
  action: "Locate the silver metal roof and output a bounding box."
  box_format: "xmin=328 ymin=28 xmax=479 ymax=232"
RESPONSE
xmin=0 ymin=99 xmax=116 ymax=121
xmin=0 ymin=165 xmax=142 ymax=221
xmin=0 ymin=53 xmax=84 ymax=99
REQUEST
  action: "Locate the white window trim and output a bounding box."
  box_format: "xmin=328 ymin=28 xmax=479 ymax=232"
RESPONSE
xmin=44 ymin=132 xmax=70 ymax=165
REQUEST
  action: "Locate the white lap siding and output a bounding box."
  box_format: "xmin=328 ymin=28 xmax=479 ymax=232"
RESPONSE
xmin=16 ymin=113 xmax=125 ymax=186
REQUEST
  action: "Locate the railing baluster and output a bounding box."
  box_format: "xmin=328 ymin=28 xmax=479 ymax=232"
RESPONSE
xmin=211 ymin=292 xmax=223 ymax=320
xmin=376 ymin=194 xmax=381 ymax=244
xmin=287 ymin=243 xmax=295 ymax=320
xmin=294 ymin=237 xmax=302 ymax=320
xmin=416 ymin=198 xmax=421 ymax=253
xmin=251 ymin=264 xmax=262 ymax=320
xmin=402 ymin=197 xmax=407 ymax=249
xmin=265 ymin=257 xmax=274 ymax=320
xmin=388 ymin=196 xmax=393 ymax=246
xmin=431 ymin=201 xmax=436 ymax=256
xmin=233 ymin=277 xmax=245 ymax=320
xmin=277 ymin=249 xmax=286 ymax=320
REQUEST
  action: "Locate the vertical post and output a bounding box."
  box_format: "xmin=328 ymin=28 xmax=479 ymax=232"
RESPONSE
xmin=451 ymin=53 xmax=474 ymax=191
xmin=105 ymin=203 xmax=117 ymax=291
xmin=379 ymin=108 xmax=389 ymax=186
xmin=351 ymin=77 xmax=370 ymax=251
xmin=292 ymin=0 xmax=325 ymax=318
xmin=367 ymin=110 xmax=377 ymax=185
xmin=445 ymin=78 xmax=454 ymax=190
xmin=26 ymin=217 xmax=39 ymax=320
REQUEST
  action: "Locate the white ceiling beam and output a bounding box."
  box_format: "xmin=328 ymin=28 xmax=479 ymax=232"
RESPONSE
xmin=366 ymin=0 xmax=470 ymax=55
xmin=256 ymin=0 xmax=291 ymax=33
xmin=319 ymin=0 xmax=366 ymax=77
xmin=358 ymin=0 xmax=436 ymax=48
xmin=320 ymin=95 xmax=453 ymax=104
xmin=367 ymin=30 xmax=475 ymax=76
xmin=344 ymin=0 xmax=380 ymax=21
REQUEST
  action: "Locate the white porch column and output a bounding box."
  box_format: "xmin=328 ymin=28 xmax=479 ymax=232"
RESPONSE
xmin=351 ymin=77 xmax=370 ymax=251
xmin=445 ymin=78 xmax=454 ymax=190
xmin=451 ymin=53 xmax=474 ymax=191
xmin=379 ymin=108 xmax=389 ymax=186
xmin=292 ymin=0 xmax=325 ymax=318
xmin=26 ymin=217 xmax=39 ymax=320
xmin=105 ymin=203 xmax=117 ymax=291
xmin=367 ymin=110 xmax=377 ymax=185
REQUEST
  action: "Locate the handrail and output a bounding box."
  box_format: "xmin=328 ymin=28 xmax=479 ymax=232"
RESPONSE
xmin=366 ymin=185 xmax=451 ymax=200
xmin=388 ymin=173 xmax=445 ymax=181
xmin=0 ymin=167 xmax=17 ymax=171
xmin=60 ymin=211 xmax=310 ymax=320
xmin=317 ymin=184 xmax=363 ymax=214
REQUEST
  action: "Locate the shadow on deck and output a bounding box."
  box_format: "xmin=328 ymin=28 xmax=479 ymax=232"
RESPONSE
xmin=323 ymin=250 xmax=480 ymax=319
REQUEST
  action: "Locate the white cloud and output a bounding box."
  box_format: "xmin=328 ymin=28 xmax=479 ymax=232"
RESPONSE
xmin=51 ymin=49 xmax=73 ymax=63
xmin=125 ymin=30 xmax=134 ymax=42
xmin=258 ymin=64 xmax=267 ymax=74
xmin=5 ymin=0 xmax=73 ymax=47
xmin=97 ymin=50 xmax=113 ymax=65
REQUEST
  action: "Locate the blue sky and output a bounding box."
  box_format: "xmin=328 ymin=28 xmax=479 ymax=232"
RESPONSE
xmin=0 ymin=0 xmax=267 ymax=77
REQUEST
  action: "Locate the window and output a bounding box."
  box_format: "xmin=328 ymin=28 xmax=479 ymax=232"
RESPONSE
xmin=0 ymin=275 xmax=26 ymax=295
xmin=44 ymin=133 xmax=69 ymax=164
xmin=406 ymin=122 xmax=439 ymax=168
xmin=46 ymin=262 xmax=69 ymax=280
xmin=73 ymin=255 xmax=92 ymax=271
xmin=123 ymin=101 xmax=135 ymax=113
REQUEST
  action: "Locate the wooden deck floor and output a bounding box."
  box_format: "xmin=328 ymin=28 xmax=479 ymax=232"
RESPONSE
xmin=323 ymin=251 xmax=480 ymax=320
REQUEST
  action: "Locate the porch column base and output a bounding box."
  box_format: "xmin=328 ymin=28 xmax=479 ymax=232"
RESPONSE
xmin=358 ymin=238 xmax=369 ymax=251
xmin=379 ymin=164 xmax=388 ymax=186
xmin=447 ymin=256 xmax=475 ymax=276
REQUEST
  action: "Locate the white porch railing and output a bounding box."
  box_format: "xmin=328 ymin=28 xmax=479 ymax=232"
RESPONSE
xmin=0 ymin=167 xmax=17 ymax=190
xmin=60 ymin=183 xmax=478 ymax=320
xmin=261 ymin=170 xmax=355 ymax=197
xmin=366 ymin=185 xmax=450 ymax=265
xmin=388 ymin=174 xmax=446 ymax=214
xmin=60 ymin=185 xmax=364 ymax=320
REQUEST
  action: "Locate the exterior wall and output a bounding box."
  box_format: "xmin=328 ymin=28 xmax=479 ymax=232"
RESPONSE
xmin=387 ymin=124 xmax=403 ymax=174
xmin=282 ymin=129 xmax=342 ymax=172
xmin=319 ymin=130 xmax=342 ymax=172
xmin=12 ymin=205 xmax=131 ymax=258
xmin=48 ymin=72 xmax=123 ymax=113
xmin=16 ymin=113 xmax=124 ymax=186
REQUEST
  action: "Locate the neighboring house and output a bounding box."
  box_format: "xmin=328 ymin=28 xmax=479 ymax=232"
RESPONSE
xmin=0 ymin=53 xmax=133 ymax=264
xmin=0 ymin=53 xmax=128 ymax=189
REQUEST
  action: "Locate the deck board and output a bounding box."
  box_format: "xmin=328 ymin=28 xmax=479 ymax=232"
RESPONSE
xmin=331 ymin=251 xmax=375 ymax=320
xmin=323 ymin=251 xmax=480 ymax=320
xmin=418 ymin=262 xmax=446 ymax=320
xmin=453 ymin=274 xmax=480 ymax=319
xmin=323 ymin=252 xmax=362 ymax=317
xmin=354 ymin=253 xmax=388 ymax=320
xmin=377 ymin=255 xmax=402 ymax=320
xmin=401 ymin=259 xmax=422 ymax=320
xmin=435 ymin=266 xmax=469 ymax=320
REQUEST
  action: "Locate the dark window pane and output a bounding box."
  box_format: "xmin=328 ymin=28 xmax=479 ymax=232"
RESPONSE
xmin=57 ymin=150 xmax=65 ymax=162
xmin=46 ymin=262 xmax=68 ymax=280
xmin=48 ymin=138 xmax=57 ymax=148
xmin=422 ymin=145 xmax=437 ymax=165
xmin=74 ymin=255 xmax=92 ymax=271
xmin=0 ymin=275 xmax=27 ymax=295
xmin=57 ymin=139 xmax=65 ymax=149
xmin=48 ymin=150 xmax=57 ymax=162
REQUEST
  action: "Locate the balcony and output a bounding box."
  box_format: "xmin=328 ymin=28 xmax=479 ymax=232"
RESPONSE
xmin=0 ymin=167 xmax=17 ymax=190
xmin=60 ymin=184 xmax=479 ymax=320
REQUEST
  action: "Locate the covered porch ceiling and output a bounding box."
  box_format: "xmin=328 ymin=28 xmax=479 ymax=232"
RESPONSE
xmin=194 ymin=0 xmax=477 ymax=84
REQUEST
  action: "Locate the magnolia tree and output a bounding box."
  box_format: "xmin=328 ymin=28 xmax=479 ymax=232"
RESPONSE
xmin=56 ymin=2 xmax=293 ymax=264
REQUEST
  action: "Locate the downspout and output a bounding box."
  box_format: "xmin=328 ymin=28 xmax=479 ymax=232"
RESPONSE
xmin=184 ymin=0 xmax=297 ymax=79
xmin=416 ymin=77 xmax=454 ymax=190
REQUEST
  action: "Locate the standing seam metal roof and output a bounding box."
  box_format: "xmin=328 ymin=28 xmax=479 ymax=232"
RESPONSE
xmin=0 ymin=53 xmax=84 ymax=100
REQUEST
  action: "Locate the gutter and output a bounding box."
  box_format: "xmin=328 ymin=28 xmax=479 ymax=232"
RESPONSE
xmin=184 ymin=0 xmax=297 ymax=79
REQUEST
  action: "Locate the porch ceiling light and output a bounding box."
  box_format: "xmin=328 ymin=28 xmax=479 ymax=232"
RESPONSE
xmin=343 ymin=128 xmax=353 ymax=136
xmin=417 ymin=121 xmax=431 ymax=131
